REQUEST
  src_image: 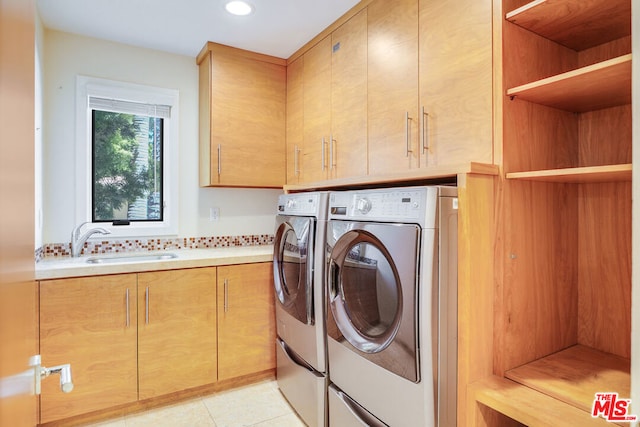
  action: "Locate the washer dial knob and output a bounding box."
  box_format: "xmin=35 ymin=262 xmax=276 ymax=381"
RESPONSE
xmin=286 ymin=199 xmax=297 ymax=209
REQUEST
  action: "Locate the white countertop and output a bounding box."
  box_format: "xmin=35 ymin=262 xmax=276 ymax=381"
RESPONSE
xmin=36 ymin=245 xmax=274 ymax=280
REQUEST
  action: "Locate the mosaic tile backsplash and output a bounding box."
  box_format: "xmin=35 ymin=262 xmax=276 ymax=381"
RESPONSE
xmin=37 ymin=234 xmax=274 ymax=262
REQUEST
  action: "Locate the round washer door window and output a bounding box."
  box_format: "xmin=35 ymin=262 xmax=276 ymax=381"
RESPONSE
xmin=273 ymin=219 xmax=312 ymax=324
xmin=328 ymin=230 xmax=402 ymax=354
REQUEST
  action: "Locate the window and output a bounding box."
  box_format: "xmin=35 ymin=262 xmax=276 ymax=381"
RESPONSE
xmin=90 ymin=100 xmax=166 ymax=223
xmin=76 ymin=76 xmax=178 ymax=237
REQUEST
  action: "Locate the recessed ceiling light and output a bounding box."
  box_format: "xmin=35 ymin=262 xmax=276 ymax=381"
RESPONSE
xmin=225 ymin=1 xmax=254 ymax=16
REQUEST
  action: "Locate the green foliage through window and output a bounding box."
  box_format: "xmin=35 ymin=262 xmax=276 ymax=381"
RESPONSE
xmin=92 ymin=110 xmax=163 ymax=222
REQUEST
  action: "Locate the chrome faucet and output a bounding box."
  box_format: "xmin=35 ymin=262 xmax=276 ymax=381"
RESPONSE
xmin=70 ymin=222 xmax=110 ymax=257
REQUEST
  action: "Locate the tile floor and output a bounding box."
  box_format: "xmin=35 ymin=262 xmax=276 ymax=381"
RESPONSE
xmin=83 ymin=380 xmax=306 ymax=427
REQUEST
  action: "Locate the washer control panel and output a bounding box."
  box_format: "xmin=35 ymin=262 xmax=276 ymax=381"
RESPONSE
xmin=278 ymin=193 xmax=323 ymax=215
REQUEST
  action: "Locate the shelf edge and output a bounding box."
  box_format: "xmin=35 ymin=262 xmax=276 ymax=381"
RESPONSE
xmin=505 ymin=0 xmax=545 ymax=20
xmin=506 ymin=164 xmax=632 ymax=183
xmin=506 ymin=54 xmax=632 ymax=97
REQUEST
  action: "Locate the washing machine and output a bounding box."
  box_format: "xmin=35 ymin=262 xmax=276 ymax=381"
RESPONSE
xmin=325 ymin=186 xmax=458 ymax=427
xmin=273 ymin=192 xmax=328 ymax=427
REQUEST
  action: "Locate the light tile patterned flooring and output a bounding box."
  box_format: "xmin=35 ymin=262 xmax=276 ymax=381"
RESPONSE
xmin=83 ymin=380 xmax=306 ymax=427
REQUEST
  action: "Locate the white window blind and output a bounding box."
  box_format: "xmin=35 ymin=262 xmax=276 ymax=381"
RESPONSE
xmin=89 ymin=96 xmax=171 ymax=118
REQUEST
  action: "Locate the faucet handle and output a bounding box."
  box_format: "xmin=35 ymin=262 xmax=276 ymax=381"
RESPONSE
xmin=71 ymin=221 xmax=89 ymax=240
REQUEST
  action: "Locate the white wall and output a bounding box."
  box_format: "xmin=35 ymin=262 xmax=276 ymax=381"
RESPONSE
xmin=42 ymin=29 xmax=281 ymax=244
xmin=35 ymin=13 xmax=44 ymax=249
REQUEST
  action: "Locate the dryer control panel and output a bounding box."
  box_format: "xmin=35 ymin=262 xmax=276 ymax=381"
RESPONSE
xmin=329 ymin=187 xmax=440 ymax=225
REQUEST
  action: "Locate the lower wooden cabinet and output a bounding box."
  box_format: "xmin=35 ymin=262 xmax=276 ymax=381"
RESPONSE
xmin=39 ymin=274 xmax=138 ymax=423
xmin=38 ymin=262 xmax=274 ymax=423
xmin=217 ymin=263 xmax=276 ymax=381
xmin=137 ymin=268 xmax=217 ymax=400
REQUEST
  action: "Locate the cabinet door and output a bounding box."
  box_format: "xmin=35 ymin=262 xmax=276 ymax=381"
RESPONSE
xmin=201 ymin=46 xmax=286 ymax=188
xmin=330 ymin=8 xmax=368 ymax=179
xmin=39 ymin=275 xmax=138 ymax=423
xmin=367 ymin=0 xmax=419 ymax=175
xmin=286 ymin=57 xmax=304 ymax=184
xmin=418 ymin=0 xmax=492 ymax=167
xmin=217 ymin=263 xmax=276 ymax=381
xmin=199 ymin=50 xmax=214 ymax=186
xmin=302 ymin=36 xmax=332 ymax=183
xmin=138 ymin=268 xmax=217 ymax=399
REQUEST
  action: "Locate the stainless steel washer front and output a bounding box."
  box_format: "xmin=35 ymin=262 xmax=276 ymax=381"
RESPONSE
xmin=273 ymin=192 xmax=328 ymax=427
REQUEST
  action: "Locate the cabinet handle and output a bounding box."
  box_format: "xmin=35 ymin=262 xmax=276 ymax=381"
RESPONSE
xmin=405 ymin=111 xmax=413 ymax=157
xmin=330 ymin=135 xmax=335 ymax=170
xmin=294 ymin=145 xmax=300 ymax=176
xmin=217 ymin=144 xmax=221 ymax=175
xmin=422 ymin=107 xmax=429 ymax=165
xmin=125 ymin=288 xmax=130 ymax=327
xmin=145 ymin=286 xmax=150 ymax=324
xmin=321 ymin=137 xmax=326 ymax=171
xmin=224 ymin=279 xmax=229 ymax=313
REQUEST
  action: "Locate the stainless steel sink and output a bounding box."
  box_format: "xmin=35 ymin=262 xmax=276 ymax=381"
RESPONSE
xmin=85 ymin=252 xmax=178 ymax=264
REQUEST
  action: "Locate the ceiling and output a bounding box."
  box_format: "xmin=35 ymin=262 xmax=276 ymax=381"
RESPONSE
xmin=36 ymin=0 xmax=361 ymax=59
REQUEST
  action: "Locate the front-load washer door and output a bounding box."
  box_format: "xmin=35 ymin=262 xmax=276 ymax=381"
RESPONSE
xmin=273 ymin=216 xmax=315 ymax=325
xmin=326 ymin=221 xmax=421 ymax=382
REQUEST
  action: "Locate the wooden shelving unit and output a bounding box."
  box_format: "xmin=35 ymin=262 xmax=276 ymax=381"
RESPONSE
xmin=505 ymin=0 xmax=631 ymax=50
xmin=506 ymin=164 xmax=632 ymax=183
xmin=506 ymin=54 xmax=631 ymax=113
xmin=471 ymin=0 xmax=634 ymax=424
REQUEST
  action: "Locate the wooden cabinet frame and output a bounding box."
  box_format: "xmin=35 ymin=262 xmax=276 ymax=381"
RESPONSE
xmin=38 ymin=263 xmax=275 ymax=425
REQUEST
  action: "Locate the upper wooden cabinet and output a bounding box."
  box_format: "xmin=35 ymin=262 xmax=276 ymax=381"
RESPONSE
xmin=367 ymin=0 xmax=419 ymax=175
xmin=286 ymin=57 xmax=304 ymax=185
xmin=285 ymin=0 xmax=495 ymax=184
xmin=197 ymin=43 xmax=286 ymax=188
xmin=367 ymin=0 xmax=493 ymax=174
xmin=330 ymin=8 xmax=368 ymax=180
xmin=291 ymin=10 xmax=368 ymax=184
xmin=137 ymin=268 xmax=217 ymax=400
xmin=418 ymin=0 xmax=493 ymax=168
xmin=302 ymin=36 xmax=332 ymax=183
xmin=39 ymin=275 xmax=138 ymax=424
xmin=217 ymin=263 xmax=276 ymax=381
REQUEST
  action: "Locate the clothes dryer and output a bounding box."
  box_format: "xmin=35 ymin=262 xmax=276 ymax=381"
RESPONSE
xmin=273 ymin=192 xmax=328 ymax=427
xmin=325 ymin=186 xmax=458 ymax=426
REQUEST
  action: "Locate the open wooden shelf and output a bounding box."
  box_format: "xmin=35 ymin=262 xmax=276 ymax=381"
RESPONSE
xmin=506 ymin=164 xmax=632 ymax=183
xmin=471 ymin=346 xmax=630 ymax=426
xmin=506 ymin=345 xmax=630 ymax=416
xmin=470 ymin=375 xmax=612 ymax=426
xmin=506 ymin=54 xmax=631 ymax=113
xmin=505 ymin=0 xmax=631 ymax=51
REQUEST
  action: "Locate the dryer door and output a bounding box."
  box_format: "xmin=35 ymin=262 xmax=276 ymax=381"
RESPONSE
xmin=273 ymin=216 xmax=315 ymax=325
xmin=327 ymin=221 xmax=421 ymax=382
